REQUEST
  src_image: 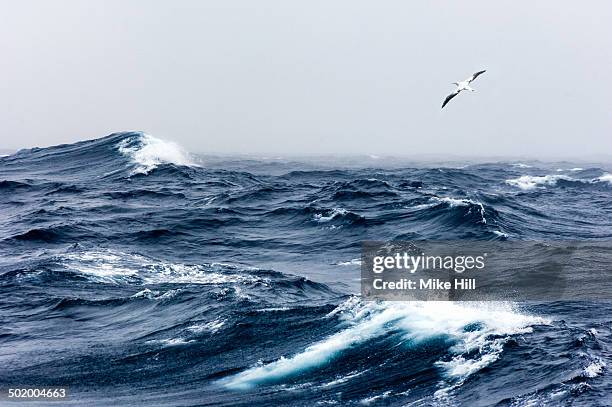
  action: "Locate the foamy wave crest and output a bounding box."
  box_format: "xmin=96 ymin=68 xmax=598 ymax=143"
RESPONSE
xmin=320 ymin=370 xmax=366 ymax=388
xmin=62 ymin=249 xmax=263 ymax=285
xmin=360 ymin=391 xmax=392 ymax=405
xmin=598 ymin=173 xmax=612 ymax=184
xmin=222 ymin=298 xmax=548 ymax=390
xmin=131 ymin=288 xmax=181 ymax=300
xmin=333 ymin=258 xmax=362 ymax=266
xmin=433 ymin=196 xmax=477 ymax=208
xmin=583 ymin=359 xmax=605 ymax=378
xmin=117 ymin=133 xmax=198 ymax=175
xmin=146 ymin=337 xmax=194 ymax=347
xmin=432 ymin=196 xmax=487 ymax=224
xmin=187 ymin=318 xmax=225 ymax=334
xmin=556 ymin=167 xmax=584 ymax=172
xmin=507 ymin=173 xmax=612 ymax=190
xmin=63 ymin=251 xmax=140 ymax=283
xmin=506 ymin=174 xmax=571 ymax=190
xmin=493 ymin=230 xmax=509 ymax=238
xmin=313 ymin=208 xmax=348 ymax=223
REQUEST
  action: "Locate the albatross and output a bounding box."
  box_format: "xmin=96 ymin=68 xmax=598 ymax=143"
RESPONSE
xmin=441 ymin=70 xmax=486 ymax=109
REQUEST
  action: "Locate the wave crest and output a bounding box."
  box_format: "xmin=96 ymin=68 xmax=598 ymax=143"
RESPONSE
xmin=506 ymin=173 xmax=612 ymax=190
xmin=117 ymin=133 xmax=198 ymax=175
xmin=222 ymin=298 xmax=548 ymax=390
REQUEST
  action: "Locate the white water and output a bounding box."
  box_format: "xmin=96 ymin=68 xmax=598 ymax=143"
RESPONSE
xmin=598 ymin=173 xmax=612 ymax=184
xmin=314 ymin=208 xmax=348 ymax=223
xmin=506 ymin=174 xmax=571 ymax=190
xmin=63 ymin=249 xmax=263 ymax=285
xmin=506 ymin=173 xmax=612 ymax=190
xmin=222 ymin=298 xmax=548 ymax=390
xmin=117 ymin=134 xmax=198 ymax=175
xmin=431 ymin=196 xmax=487 ymax=224
xmin=583 ymin=359 xmax=606 ymax=378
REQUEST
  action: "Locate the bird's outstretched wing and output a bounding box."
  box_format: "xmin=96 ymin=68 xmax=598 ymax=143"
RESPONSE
xmin=441 ymin=91 xmax=459 ymax=109
xmin=467 ymin=70 xmax=486 ymax=83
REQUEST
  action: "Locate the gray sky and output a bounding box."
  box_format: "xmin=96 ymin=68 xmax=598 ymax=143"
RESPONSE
xmin=1 ymin=1 xmax=611 ymax=157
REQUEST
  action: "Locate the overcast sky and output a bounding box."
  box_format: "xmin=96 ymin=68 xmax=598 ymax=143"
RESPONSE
xmin=1 ymin=1 xmax=611 ymax=157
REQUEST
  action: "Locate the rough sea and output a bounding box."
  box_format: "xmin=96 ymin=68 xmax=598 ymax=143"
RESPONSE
xmin=1 ymin=132 xmax=611 ymax=406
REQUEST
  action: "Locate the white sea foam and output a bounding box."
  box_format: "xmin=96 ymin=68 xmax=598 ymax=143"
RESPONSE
xmin=583 ymin=359 xmax=605 ymax=378
xmin=435 ymin=337 xmax=506 ymax=378
xmin=316 ymin=400 xmax=339 ymax=405
xmin=147 ymin=337 xmax=194 ymax=347
xmin=505 ymin=174 xmax=571 ymax=190
xmin=132 ymin=288 xmax=158 ymax=298
xmin=506 ymin=384 xmax=588 ymax=407
xmin=141 ymin=263 xmax=254 ymax=285
xmin=117 ymin=134 xmax=198 ymax=175
xmin=256 ymin=307 xmax=292 ymax=312
xmin=64 ymin=249 xmax=261 ymax=285
xmin=63 ymin=251 xmax=140 ymax=283
xmin=511 ymin=163 xmax=532 ymax=168
xmin=598 ymin=173 xmax=612 ymax=184
xmin=359 ymin=391 xmax=392 ymax=405
xmin=432 ymin=196 xmax=487 ymax=223
xmin=557 ymin=167 xmax=584 ymax=172
xmin=507 ymin=173 xmax=612 ymax=190
xmin=334 ymin=258 xmax=361 ymax=266
xmin=222 ymin=310 xmax=387 ymax=389
xmin=324 ymin=295 xmax=363 ymax=319
xmin=131 ymin=288 xmax=181 ymax=300
xmin=320 ymin=370 xmax=366 ymax=388
xmin=433 ymin=197 xmax=472 ymax=207
xmin=187 ymin=318 xmax=225 ymax=334
xmin=314 ymin=208 xmax=348 ymax=223
xmin=222 ymin=299 xmax=548 ymax=390
xmin=410 ymin=202 xmax=438 ymax=210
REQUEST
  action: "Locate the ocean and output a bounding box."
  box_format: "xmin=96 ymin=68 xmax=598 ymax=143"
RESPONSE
xmin=1 ymin=132 xmax=611 ymax=406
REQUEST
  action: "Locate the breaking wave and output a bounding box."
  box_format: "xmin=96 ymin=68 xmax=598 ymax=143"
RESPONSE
xmin=222 ymin=298 xmax=548 ymax=390
xmin=117 ymin=133 xmax=199 ymax=175
xmin=506 ymin=173 xmax=612 ymax=190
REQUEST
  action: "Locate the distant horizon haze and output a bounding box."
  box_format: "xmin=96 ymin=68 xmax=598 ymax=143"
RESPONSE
xmin=1 ymin=1 xmax=610 ymax=158
xmin=3 ymin=132 xmax=612 ymax=165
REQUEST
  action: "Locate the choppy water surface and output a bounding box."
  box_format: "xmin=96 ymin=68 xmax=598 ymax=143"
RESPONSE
xmin=1 ymin=133 xmax=611 ymax=406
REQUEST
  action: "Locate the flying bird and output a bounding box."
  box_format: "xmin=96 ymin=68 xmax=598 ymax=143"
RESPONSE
xmin=441 ymin=70 xmax=486 ymax=109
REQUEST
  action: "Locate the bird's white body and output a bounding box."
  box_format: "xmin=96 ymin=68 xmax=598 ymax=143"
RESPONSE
xmin=442 ymin=70 xmax=486 ymax=108
xmin=453 ymin=81 xmax=475 ymax=92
